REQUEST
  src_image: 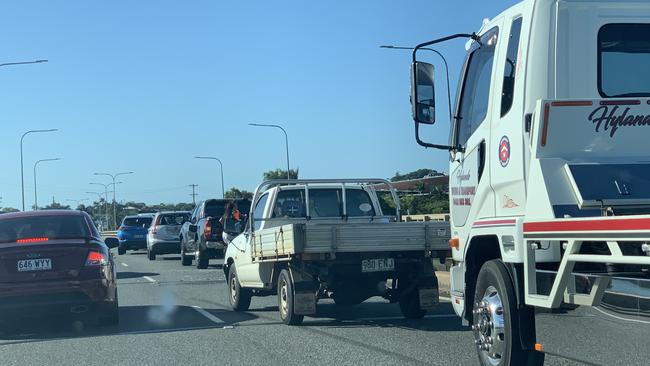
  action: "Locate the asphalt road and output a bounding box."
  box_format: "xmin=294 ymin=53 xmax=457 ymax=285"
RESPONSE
xmin=0 ymin=250 xmax=580 ymax=366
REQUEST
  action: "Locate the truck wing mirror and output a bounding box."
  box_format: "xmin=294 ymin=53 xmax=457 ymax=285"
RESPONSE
xmin=411 ymin=61 xmax=436 ymax=125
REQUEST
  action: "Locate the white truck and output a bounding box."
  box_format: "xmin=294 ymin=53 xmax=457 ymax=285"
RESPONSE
xmin=407 ymin=0 xmax=650 ymax=365
xmin=223 ymin=179 xmax=450 ymax=325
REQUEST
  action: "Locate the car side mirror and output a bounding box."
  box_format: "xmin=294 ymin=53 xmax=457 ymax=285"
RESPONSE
xmin=105 ymin=237 xmax=119 ymax=249
xmin=189 ymin=224 xmax=198 ymax=233
xmin=411 ymin=61 xmax=436 ymax=124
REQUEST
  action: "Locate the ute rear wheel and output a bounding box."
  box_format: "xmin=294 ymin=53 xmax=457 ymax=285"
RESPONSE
xmin=228 ymin=266 xmax=251 ymax=311
xmin=147 ymin=249 xmax=156 ymax=261
xmin=399 ymin=285 xmax=427 ymax=319
xmin=278 ymin=269 xmax=303 ymax=325
xmin=180 ymin=241 xmax=192 ymax=266
xmin=473 ymin=260 xmax=534 ymax=366
xmin=196 ymin=247 xmax=209 ymax=269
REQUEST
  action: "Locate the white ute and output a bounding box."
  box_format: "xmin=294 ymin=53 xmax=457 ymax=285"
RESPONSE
xmin=223 ymin=179 xmax=450 ymax=325
xmin=406 ymin=0 xmax=650 ymax=365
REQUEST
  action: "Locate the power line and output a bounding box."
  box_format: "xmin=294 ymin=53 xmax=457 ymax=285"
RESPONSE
xmin=188 ymin=184 xmax=199 ymax=205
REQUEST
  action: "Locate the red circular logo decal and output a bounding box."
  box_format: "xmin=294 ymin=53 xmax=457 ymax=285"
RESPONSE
xmin=499 ymin=136 xmax=510 ymax=167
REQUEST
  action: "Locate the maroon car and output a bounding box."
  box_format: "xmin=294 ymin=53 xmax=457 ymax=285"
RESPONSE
xmin=0 ymin=210 xmax=119 ymax=326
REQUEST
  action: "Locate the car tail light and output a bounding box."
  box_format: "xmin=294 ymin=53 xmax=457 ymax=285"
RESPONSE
xmin=119 ymin=226 xmax=128 ymax=231
xmin=85 ymin=251 xmax=108 ymax=266
xmin=17 ymin=237 xmax=49 ymax=243
xmin=204 ymin=219 xmax=213 ymax=239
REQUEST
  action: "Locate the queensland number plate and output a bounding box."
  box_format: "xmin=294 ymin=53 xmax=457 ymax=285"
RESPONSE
xmin=17 ymin=258 xmax=52 ymax=272
xmin=361 ymin=258 xmax=394 ymax=272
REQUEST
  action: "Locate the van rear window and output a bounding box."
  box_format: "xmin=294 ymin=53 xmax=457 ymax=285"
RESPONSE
xmin=598 ymin=23 xmax=650 ymax=98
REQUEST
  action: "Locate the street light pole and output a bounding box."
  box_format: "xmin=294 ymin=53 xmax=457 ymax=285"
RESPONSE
xmin=248 ymin=123 xmax=291 ymax=179
xmin=194 ymin=156 xmax=225 ymax=198
xmin=86 ymin=191 xmax=113 ymax=229
xmin=32 ymin=157 xmax=61 ymax=210
xmin=20 ymin=129 xmax=58 ymax=210
xmin=94 ymin=172 xmax=133 ymax=229
xmin=0 ymin=60 xmax=48 ymax=68
xmin=380 ymin=45 xmax=453 ymax=121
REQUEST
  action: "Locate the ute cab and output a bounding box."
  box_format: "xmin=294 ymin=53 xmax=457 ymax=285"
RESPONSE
xmin=408 ymin=0 xmax=650 ymax=364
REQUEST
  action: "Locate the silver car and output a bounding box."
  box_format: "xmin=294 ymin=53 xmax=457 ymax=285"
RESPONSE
xmin=146 ymin=211 xmax=191 ymax=260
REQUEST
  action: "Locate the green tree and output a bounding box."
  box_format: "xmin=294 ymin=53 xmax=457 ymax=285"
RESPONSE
xmin=1 ymin=207 xmax=20 ymax=214
xmin=224 ymin=188 xmax=253 ymax=200
xmin=390 ymin=168 xmax=443 ymax=182
xmin=43 ymin=202 xmax=71 ymax=210
xmin=263 ymin=168 xmax=299 ymax=180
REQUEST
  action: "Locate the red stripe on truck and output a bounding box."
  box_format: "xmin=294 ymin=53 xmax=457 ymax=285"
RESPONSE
xmin=523 ymin=217 xmax=650 ymax=232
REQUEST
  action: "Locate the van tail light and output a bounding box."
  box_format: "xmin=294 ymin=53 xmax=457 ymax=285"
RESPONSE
xmin=204 ymin=219 xmax=213 ymax=240
xmin=85 ymin=251 xmax=108 ymax=266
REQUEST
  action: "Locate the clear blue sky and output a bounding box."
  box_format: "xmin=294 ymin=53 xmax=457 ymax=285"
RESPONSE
xmin=0 ymin=0 xmax=518 ymax=208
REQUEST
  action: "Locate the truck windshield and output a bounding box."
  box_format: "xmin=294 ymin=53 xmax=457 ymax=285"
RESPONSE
xmin=599 ymin=23 xmax=650 ymax=97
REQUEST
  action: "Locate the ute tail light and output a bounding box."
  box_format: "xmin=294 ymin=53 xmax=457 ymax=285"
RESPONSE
xmin=85 ymin=251 xmax=108 ymax=266
xmin=204 ymin=219 xmax=213 ymax=239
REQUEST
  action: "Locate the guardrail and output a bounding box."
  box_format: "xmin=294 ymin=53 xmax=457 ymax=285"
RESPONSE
xmin=100 ymin=230 xmax=118 ymax=238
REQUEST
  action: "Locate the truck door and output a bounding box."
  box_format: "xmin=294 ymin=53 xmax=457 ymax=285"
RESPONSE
xmin=449 ymin=26 xmax=499 ymax=231
xmin=238 ymin=193 xmax=270 ymax=287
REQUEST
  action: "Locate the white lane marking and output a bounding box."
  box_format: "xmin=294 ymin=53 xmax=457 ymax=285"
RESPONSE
xmin=354 ymin=314 xmax=457 ymax=321
xmin=143 ymin=276 xmax=156 ymax=283
xmin=191 ymin=306 xmax=224 ymax=324
xmin=592 ymin=306 xmax=650 ymax=325
xmin=120 ymin=262 xmax=129 ymax=267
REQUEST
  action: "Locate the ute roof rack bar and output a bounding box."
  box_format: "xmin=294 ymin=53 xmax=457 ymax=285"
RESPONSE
xmin=248 ymin=179 xmax=401 ymax=233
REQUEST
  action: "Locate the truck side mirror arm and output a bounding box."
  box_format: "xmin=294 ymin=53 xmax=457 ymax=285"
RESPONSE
xmin=414 ymin=121 xmax=465 ymax=152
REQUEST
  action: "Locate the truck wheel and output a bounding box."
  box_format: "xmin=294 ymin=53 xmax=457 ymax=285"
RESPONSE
xmin=117 ymin=245 xmax=126 ymax=255
xmin=473 ymin=259 xmax=532 ymax=366
xmin=278 ymin=269 xmax=304 ymax=325
xmin=228 ymin=266 xmax=251 ymax=311
xmin=196 ymin=248 xmax=209 ymax=269
xmin=399 ymin=286 xmax=427 ymax=319
xmin=180 ymin=243 xmax=192 ymax=266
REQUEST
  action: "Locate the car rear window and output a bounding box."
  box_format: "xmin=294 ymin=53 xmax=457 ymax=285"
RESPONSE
xmin=123 ymin=217 xmax=153 ymax=228
xmin=0 ymin=215 xmax=90 ymax=243
xmin=157 ymin=213 xmax=190 ymax=226
xmin=272 ymin=188 xmax=375 ymax=218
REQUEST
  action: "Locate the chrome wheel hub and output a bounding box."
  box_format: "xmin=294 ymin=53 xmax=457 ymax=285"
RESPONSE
xmin=279 ymin=280 xmax=289 ymax=317
xmin=472 ymin=286 xmax=506 ymax=365
xmin=230 ymin=276 xmax=237 ymax=303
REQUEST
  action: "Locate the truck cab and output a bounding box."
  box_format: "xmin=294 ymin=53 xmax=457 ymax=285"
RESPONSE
xmin=408 ymin=0 xmax=650 ymax=364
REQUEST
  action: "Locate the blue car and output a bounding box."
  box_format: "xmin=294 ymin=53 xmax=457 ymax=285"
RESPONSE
xmin=116 ymin=214 xmax=155 ymax=255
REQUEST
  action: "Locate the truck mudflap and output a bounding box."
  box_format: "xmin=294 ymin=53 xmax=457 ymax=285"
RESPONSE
xmin=288 ymin=267 xmax=317 ymax=315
